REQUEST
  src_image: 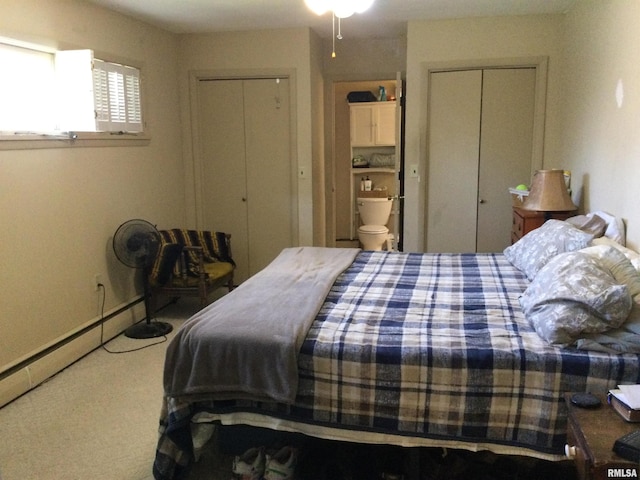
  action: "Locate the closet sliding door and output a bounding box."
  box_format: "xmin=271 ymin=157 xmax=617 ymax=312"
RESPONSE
xmin=196 ymin=77 xmax=293 ymax=283
xmin=425 ymin=67 xmax=536 ymax=253
xmin=426 ymin=70 xmax=482 ymax=253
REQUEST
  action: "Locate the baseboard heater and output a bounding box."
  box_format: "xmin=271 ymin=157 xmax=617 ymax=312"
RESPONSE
xmin=0 ymin=296 xmax=145 ymax=408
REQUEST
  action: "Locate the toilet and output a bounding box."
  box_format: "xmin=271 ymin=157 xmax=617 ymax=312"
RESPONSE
xmin=357 ymin=197 xmax=393 ymax=250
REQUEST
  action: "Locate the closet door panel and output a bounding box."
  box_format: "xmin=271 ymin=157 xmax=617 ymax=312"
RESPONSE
xmin=198 ymin=79 xmax=250 ymax=280
xmin=426 ymin=70 xmax=482 ymax=253
xmin=476 ymin=68 xmax=536 ymax=253
xmin=243 ymin=78 xmax=293 ymax=276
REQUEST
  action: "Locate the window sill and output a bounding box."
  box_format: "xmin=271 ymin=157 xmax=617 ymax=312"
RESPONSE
xmin=0 ymin=132 xmax=151 ymax=150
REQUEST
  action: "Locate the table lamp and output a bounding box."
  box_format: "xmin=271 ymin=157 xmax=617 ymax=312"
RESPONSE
xmin=522 ymin=169 xmax=577 ymax=212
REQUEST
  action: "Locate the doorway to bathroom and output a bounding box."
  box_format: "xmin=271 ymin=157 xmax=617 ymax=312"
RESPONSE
xmin=330 ymin=76 xmax=404 ymax=251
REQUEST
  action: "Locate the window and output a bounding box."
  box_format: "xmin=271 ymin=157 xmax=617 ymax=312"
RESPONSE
xmin=0 ymin=42 xmax=56 ymax=132
xmin=0 ymin=39 xmax=144 ymax=140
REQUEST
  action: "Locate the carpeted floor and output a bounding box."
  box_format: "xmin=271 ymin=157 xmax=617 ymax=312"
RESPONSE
xmin=0 ymin=297 xmax=577 ymax=480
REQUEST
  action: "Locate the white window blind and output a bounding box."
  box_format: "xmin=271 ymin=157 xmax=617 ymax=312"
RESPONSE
xmin=93 ymin=59 xmax=143 ymax=132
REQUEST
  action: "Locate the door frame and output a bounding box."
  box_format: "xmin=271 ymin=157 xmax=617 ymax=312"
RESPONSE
xmin=418 ymin=56 xmax=548 ymax=252
xmin=325 ymin=72 xmax=406 ymax=249
xmin=187 ymin=69 xmax=299 ymax=246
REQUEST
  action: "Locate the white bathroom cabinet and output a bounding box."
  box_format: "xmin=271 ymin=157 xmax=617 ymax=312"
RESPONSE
xmin=349 ymin=102 xmax=396 ymax=146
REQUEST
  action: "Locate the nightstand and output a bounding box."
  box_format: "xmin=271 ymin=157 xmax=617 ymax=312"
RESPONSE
xmin=511 ymin=207 xmax=575 ymax=244
xmin=565 ymin=393 xmax=640 ymax=480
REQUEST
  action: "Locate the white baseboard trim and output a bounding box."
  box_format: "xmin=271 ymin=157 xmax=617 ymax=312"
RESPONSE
xmin=0 ymin=298 xmax=146 ymax=408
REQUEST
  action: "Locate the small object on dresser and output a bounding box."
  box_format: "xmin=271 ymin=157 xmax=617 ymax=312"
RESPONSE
xmin=609 ymin=390 xmax=640 ymax=422
xmin=352 ymin=155 xmax=368 ymax=168
xmin=378 ymin=86 xmax=387 ymax=101
xmin=570 ymin=392 xmax=602 ymax=409
xmin=347 ymin=91 xmax=377 ymax=103
xmin=613 ymin=430 xmax=640 ymax=462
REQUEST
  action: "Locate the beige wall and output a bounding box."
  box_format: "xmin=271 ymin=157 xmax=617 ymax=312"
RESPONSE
xmin=176 ymin=28 xmax=321 ymax=247
xmin=402 ymin=15 xmax=565 ymax=251
xmin=0 ymin=1 xmax=183 ymax=373
xmin=3 ymin=0 xmax=640 ymax=403
xmin=561 ymin=0 xmax=640 ymax=250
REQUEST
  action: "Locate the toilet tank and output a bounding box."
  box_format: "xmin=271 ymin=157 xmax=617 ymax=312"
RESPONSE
xmin=357 ymin=197 xmax=393 ymax=225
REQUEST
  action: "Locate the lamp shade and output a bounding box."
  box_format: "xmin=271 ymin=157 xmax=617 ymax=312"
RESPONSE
xmin=522 ymin=169 xmax=577 ymax=211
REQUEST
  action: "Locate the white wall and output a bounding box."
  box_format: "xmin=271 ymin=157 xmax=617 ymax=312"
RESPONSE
xmin=561 ymin=0 xmax=640 ymax=250
xmin=0 ymin=0 xmax=183 ymax=398
xmin=402 ymin=15 xmax=565 ymax=251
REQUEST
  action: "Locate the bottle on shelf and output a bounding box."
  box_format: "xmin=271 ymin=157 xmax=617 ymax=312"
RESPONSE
xmin=364 ymin=176 xmax=372 ymax=191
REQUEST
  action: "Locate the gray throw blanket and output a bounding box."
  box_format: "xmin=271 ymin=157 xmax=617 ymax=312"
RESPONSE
xmin=163 ymin=246 xmax=360 ymax=404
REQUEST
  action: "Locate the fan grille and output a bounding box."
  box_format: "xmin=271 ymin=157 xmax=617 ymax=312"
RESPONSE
xmin=113 ymin=219 xmax=160 ymax=269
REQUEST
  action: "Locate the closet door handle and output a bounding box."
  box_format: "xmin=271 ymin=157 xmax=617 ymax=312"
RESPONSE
xmin=479 ymin=198 xmax=486 ymax=204
xmin=242 ymin=197 xmax=247 ymax=202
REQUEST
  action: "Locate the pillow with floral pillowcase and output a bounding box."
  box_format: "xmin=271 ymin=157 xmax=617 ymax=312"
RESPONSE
xmin=503 ymin=219 xmax=594 ymax=281
xmin=572 ymin=245 xmax=640 ymax=353
xmin=519 ymin=251 xmax=632 ymax=347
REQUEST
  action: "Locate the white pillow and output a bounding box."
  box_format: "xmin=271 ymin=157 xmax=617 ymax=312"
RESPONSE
xmin=580 ymin=245 xmax=640 ymax=296
xmin=581 ymin=243 xmax=640 ymax=334
xmin=590 ymin=211 xmax=626 ymax=245
xmin=592 ymin=237 xmax=640 ymax=272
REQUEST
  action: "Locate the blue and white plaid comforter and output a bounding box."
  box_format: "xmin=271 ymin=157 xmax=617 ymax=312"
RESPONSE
xmin=154 ymin=251 xmax=640 ymax=480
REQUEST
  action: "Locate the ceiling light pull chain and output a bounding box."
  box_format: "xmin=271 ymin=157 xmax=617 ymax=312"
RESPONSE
xmin=332 ymin=12 xmax=336 ymax=58
xmin=332 ymin=14 xmax=343 ymax=58
xmin=274 ymin=78 xmax=281 ymax=109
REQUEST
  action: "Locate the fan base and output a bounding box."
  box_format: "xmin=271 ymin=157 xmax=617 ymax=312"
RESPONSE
xmin=124 ymin=321 xmax=173 ymax=339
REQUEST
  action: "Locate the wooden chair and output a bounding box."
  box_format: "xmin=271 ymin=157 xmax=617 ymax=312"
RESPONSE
xmin=147 ymin=229 xmax=235 ymax=311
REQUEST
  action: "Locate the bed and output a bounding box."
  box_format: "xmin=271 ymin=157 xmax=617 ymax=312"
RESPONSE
xmin=153 ymin=218 xmax=640 ymax=480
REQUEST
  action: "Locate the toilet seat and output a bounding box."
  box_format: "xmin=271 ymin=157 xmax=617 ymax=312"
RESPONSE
xmin=358 ymin=224 xmax=389 ymax=235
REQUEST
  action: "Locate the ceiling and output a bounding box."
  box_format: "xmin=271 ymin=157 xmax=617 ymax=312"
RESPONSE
xmin=87 ymin=0 xmax=577 ymax=39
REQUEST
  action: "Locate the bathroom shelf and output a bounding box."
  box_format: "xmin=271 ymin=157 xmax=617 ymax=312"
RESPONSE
xmin=352 ymin=168 xmax=395 ymax=174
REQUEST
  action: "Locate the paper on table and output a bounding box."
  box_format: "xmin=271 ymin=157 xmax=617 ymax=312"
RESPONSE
xmin=617 ymin=385 xmax=640 ymax=409
xmin=610 ymin=389 xmax=633 ymax=407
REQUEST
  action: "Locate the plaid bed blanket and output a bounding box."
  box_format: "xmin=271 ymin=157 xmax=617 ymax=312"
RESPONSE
xmin=153 ymin=251 xmax=640 ymax=480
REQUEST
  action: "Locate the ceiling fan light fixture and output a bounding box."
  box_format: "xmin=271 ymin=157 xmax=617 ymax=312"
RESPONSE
xmin=333 ymin=6 xmax=355 ymax=18
xmin=305 ymin=0 xmax=375 ymax=57
xmin=304 ymin=0 xmax=374 ymax=17
xmin=304 ymin=0 xmax=329 ymax=16
xmin=353 ymin=0 xmax=375 ymax=14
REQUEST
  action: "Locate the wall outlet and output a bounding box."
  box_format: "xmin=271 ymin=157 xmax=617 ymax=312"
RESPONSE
xmin=94 ymin=274 xmax=103 ymax=291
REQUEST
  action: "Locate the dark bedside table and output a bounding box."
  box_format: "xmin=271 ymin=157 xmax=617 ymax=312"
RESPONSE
xmin=565 ymin=393 xmax=640 ymax=480
xmin=511 ymin=207 xmax=575 ymax=244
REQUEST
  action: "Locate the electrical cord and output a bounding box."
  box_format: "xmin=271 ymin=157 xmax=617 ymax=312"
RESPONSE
xmin=97 ymin=283 xmax=168 ymax=354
